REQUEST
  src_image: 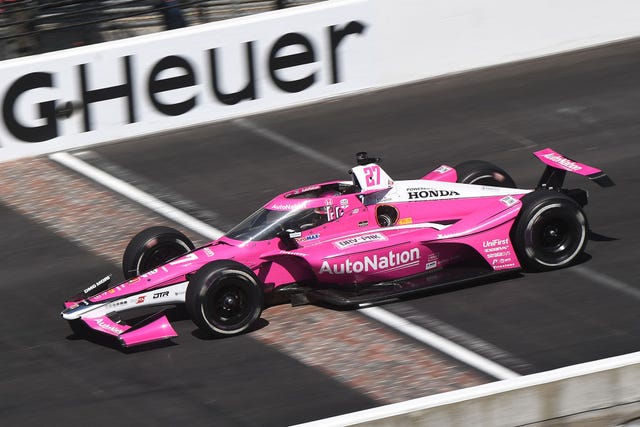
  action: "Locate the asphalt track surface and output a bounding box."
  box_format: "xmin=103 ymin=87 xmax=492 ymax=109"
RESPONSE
xmin=2 ymin=38 xmax=640 ymax=425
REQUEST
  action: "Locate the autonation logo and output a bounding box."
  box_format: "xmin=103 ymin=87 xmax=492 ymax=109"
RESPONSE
xmin=319 ymin=248 xmax=420 ymax=275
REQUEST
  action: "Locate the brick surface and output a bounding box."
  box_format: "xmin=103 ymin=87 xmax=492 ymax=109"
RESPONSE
xmin=0 ymin=157 xmax=489 ymax=403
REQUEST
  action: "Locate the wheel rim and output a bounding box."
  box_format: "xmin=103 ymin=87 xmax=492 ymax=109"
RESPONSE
xmin=525 ymin=204 xmax=585 ymax=266
xmin=203 ymin=275 xmax=254 ymax=329
xmin=138 ymin=241 xmax=190 ymax=273
xmin=467 ymin=173 xmax=498 ymax=185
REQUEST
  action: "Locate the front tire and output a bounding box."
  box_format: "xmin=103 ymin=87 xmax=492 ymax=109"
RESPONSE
xmin=122 ymin=226 xmax=195 ymax=279
xmin=454 ymin=160 xmax=517 ymax=188
xmin=511 ymin=191 xmax=588 ymax=272
xmin=186 ymin=260 xmax=263 ymax=337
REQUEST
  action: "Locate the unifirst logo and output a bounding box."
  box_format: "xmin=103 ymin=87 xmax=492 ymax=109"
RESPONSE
xmin=319 ymin=248 xmax=420 ymax=275
xmin=483 ymin=238 xmax=509 ymax=248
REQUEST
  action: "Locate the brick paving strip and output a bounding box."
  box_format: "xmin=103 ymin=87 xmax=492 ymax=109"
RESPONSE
xmin=0 ymin=157 xmax=489 ymax=403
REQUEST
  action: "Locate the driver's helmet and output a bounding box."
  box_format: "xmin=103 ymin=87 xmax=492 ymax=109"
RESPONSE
xmin=314 ymin=190 xmax=341 ymax=215
xmin=291 ymin=190 xmax=342 ymax=231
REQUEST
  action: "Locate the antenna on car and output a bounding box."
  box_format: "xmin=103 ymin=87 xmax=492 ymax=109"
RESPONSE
xmin=356 ymin=152 xmax=382 ymax=165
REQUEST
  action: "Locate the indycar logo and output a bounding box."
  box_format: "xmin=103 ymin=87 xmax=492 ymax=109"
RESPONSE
xmin=319 ymin=248 xmax=420 ymax=275
xmin=407 ymin=189 xmax=460 ymax=200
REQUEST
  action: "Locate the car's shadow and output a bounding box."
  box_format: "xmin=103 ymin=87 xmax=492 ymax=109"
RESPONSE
xmin=310 ymin=270 xmax=525 ymax=312
xmin=190 ymin=318 xmax=270 ymax=341
xmin=589 ymin=229 xmax=618 ymax=242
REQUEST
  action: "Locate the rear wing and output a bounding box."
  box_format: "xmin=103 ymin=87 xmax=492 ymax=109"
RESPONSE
xmin=534 ymin=148 xmax=614 ymax=189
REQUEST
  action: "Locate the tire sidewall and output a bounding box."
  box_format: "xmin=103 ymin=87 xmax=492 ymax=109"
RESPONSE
xmin=186 ymin=260 xmax=263 ymax=336
xmin=122 ymin=226 xmax=194 ymax=279
xmin=513 ymin=191 xmax=588 ymax=271
xmin=454 ymin=160 xmax=517 ymax=188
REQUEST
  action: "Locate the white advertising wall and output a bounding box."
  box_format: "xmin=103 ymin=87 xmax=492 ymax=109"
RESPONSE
xmin=370 ymin=0 xmax=640 ymax=87
xmin=0 ymin=0 xmax=374 ymax=160
xmin=2 ymin=0 xmax=640 ymax=161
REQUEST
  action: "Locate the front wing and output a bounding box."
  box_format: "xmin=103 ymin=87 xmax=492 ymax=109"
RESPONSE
xmin=62 ymin=281 xmax=188 ymax=347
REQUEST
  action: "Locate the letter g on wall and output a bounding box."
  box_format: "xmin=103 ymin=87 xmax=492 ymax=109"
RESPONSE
xmin=2 ymin=72 xmax=58 ymax=143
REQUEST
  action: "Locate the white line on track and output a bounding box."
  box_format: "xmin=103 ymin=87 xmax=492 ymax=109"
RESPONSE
xmin=572 ymin=265 xmax=640 ymax=301
xmin=233 ymin=118 xmax=351 ymax=173
xmin=360 ymin=307 xmax=520 ymax=380
xmin=50 ymin=123 xmax=521 ymax=380
xmin=49 ymin=152 xmax=224 ymax=240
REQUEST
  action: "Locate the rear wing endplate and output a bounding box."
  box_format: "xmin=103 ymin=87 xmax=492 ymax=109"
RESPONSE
xmin=534 ymin=148 xmax=615 ymax=189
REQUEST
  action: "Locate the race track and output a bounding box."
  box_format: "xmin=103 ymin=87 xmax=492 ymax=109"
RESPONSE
xmin=2 ymin=38 xmax=640 ymax=426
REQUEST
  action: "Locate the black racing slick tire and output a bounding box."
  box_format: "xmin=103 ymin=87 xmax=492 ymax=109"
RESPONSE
xmin=454 ymin=160 xmax=517 ymax=188
xmin=511 ymin=191 xmax=588 ymax=272
xmin=186 ymin=260 xmax=263 ymax=337
xmin=122 ymin=226 xmax=195 ymax=279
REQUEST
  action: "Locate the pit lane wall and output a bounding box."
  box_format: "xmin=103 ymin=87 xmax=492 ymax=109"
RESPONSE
xmin=295 ymin=351 xmax=640 ymax=427
xmin=2 ymin=0 xmax=640 ymax=161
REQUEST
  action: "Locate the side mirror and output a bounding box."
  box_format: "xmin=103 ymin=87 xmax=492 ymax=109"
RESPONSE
xmin=277 ymin=229 xmax=300 ymax=250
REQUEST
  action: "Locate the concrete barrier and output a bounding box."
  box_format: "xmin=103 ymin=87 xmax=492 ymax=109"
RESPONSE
xmin=294 ymin=351 xmax=640 ymax=426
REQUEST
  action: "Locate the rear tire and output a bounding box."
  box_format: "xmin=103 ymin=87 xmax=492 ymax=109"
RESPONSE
xmin=454 ymin=160 xmax=517 ymax=188
xmin=511 ymin=191 xmax=588 ymax=272
xmin=186 ymin=260 xmax=263 ymax=337
xmin=122 ymin=226 xmax=194 ymax=279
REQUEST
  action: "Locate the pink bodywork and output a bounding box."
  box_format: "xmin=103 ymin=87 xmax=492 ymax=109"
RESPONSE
xmin=63 ymin=148 xmax=601 ymax=346
xmin=82 ymin=313 xmax=177 ymax=346
xmin=534 ymin=148 xmax=601 ymax=176
xmin=66 ymin=179 xmax=525 ymax=302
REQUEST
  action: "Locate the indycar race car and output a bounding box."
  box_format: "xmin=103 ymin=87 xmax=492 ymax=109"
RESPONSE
xmin=62 ymin=148 xmax=613 ymax=347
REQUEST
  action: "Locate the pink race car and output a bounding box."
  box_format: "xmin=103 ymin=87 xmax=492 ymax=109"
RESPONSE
xmin=62 ymin=149 xmax=613 ymax=347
